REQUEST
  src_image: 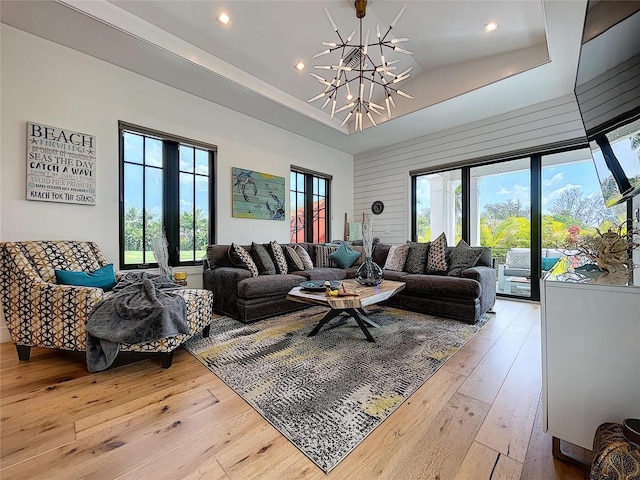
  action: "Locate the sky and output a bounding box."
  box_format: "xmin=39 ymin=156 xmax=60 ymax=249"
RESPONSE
xmin=123 ymin=133 xmax=209 ymax=218
xmin=480 ymin=159 xmax=604 ymax=214
xmin=415 ymin=151 xmax=621 ymax=215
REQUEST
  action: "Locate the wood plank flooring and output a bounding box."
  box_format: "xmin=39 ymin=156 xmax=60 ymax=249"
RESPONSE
xmin=0 ymin=299 xmax=590 ymax=479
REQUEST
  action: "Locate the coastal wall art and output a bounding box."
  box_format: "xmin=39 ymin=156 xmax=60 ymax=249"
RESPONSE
xmin=232 ymin=167 xmax=285 ymax=220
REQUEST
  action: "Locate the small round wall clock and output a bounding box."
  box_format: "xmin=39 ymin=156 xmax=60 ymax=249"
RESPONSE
xmin=371 ymin=200 xmax=384 ymax=215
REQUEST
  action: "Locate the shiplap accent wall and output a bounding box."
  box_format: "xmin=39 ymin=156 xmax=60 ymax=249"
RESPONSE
xmin=354 ymin=94 xmax=585 ymax=245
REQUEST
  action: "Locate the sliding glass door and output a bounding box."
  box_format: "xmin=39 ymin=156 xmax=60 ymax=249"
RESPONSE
xmin=470 ymin=159 xmax=532 ymax=297
xmin=412 ymin=144 xmax=634 ymax=300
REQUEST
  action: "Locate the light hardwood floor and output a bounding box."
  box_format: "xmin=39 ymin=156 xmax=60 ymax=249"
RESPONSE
xmin=0 ymin=299 xmax=590 ymax=479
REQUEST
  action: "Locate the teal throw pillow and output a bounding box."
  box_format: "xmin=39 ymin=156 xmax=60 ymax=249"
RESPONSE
xmin=55 ymin=264 xmax=117 ymax=291
xmin=329 ymin=242 xmax=361 ymax=269
xmin=542 ymin=257 xmax=560 ymax=270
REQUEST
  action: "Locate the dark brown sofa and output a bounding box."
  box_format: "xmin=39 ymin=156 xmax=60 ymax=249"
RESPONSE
xmin=203 ymin=242 xmax=496 ymax=324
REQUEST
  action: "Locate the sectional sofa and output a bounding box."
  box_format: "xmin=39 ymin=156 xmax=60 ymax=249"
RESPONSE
xmin=203 ymin=241 xmax=496 ymax=324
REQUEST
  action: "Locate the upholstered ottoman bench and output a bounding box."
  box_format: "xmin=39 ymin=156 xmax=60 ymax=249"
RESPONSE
xmin=590 ymin=421 xmax=640 ymax=480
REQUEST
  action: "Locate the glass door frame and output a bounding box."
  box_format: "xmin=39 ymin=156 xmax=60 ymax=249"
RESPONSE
xmin=410 ymin=144 xmax=606 ymax=302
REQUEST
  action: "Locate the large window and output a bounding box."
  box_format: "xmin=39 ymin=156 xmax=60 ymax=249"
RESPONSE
xmin=290 ymin=168 xmax=331 ymax=243
xmin=119 ymin=123 xmax=215 ymax=269
xmin=412 ymin=144 xmax=632 ymax=300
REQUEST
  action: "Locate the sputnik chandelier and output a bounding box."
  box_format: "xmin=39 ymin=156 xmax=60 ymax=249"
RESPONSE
xmin=307 ymin=0 xmax=414 ymax=131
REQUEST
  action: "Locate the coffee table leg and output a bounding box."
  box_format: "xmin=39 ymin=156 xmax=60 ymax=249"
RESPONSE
xmin=346 ymin=308 xmax=375 ymax=342
xmin=356 ymin=308 xmax=380 ymax=328
xmin=308 ymin=308 xmax=344 ymax=337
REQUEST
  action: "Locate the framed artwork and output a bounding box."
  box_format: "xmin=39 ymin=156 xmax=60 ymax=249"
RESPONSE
xmin=232 ymin=167 xmax=285 ymax=220
xmin=26 ymin=121 xmax=96 ymax=205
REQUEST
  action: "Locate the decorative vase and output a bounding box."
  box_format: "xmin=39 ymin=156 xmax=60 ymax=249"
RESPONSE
xmin=355 ymin=257 xmax=384 ymax=286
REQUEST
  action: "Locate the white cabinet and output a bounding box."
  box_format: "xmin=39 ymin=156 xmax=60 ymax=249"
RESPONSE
xmin=541 ymin=275 xmax=640 ymax=450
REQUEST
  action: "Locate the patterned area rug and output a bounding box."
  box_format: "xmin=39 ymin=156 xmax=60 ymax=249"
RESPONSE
xmin=184 ymin=306 xmax=488 ymax=472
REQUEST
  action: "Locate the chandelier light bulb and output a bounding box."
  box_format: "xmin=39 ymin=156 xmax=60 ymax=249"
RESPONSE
xmin=339 ymin=111 xmax=353 ymax=128
xmin=324 ymin=8 xmax=338 ymax=32
xmin=390 ymin=3 xmax=407 ymax=28
xmin=367 ymin=111 xmax=377 ymax=127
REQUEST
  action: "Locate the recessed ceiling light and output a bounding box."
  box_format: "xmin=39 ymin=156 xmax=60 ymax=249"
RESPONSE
xmin=217 ymin=10 xmax=230 ymax=26
xmin=294 ymin=62 xmax=305 ymax=72
xmin=483 ymin=21 xmax=499 ymax=33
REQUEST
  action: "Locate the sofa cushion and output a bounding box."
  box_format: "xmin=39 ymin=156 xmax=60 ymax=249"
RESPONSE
xmin=380 ymin=270 xmax=410 ymax=282
xmin=294 ymin=244 xmax=314 ymax=270
xmin=251 ymin=242 xmax=276 ymax=275
xmin=426 ymin=233 xmax=448 ymax=273
xmin=372 ymin=243 xmax=391 ymax=267
xmin=447 ymin=240 xmax=483 ymax=276
xmin=237 ymin=274 xmax=306 ymax=299
xmin=404 ymin=242 xmax=429 ymax=274
xmin=283 ymin=245 xmax=305 ymax=271
xmin=16 ymin=240 xmax=106 ymax=283
xmin=329 ymin=242 xmax=361 ymax=268
xmin=229 ymin=243 xmax=259 ymax=277
xmin=384 ymin=244 xmax=410 ymax=271
xmin=295 ymin=268 xmax=348 ymax=281
xmin=269 ymin=240 xmax=288 ymax=274
xmin=403 ymin=274 xmax=481 ymax=298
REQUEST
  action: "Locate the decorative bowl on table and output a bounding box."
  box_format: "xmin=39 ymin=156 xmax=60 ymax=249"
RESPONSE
xmin=299 ymin=280 xmax=340 ymax=292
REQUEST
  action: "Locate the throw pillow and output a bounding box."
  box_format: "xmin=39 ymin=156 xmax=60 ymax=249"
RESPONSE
xmin=228 ymin=243 xmax=259 ymax=277
xmin=269 ymin=240 xmax=288 ymax=274
xmin=447 ymin=239 xmax=483 ymax=276
xmin=294 ymin=244 xmax=314 ymax=270
xmin=403 ymin=242 xmax=430 ymax=274
xmin=251 ymin=242 xmax=276 ymax=275
xmin=283 ymin=245 xmax=305 ymax=271
xmin=542 ymin=257 xmax=561 ymax=271
xmin=315 ymin=245 xmax=339 ymax=268
xmin=329 ymin=242 xmax=362 ymax=269
xmin=383 ymin=244 xmax=410 ymax=271
xmin=426 ymin=232 xmax=448 ymax=273
xmin=55 ymin=263 xmax=117 ymax=291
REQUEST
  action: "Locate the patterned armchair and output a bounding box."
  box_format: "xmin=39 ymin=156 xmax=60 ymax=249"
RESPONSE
xmin=0 ymin=241 xmax=214 ymax=368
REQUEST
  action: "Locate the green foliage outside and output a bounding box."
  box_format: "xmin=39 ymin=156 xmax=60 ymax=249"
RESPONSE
xmin=415 ymin=186 xmax=627 ymax=262
xmin=123 ymin=206 xmax=209 ymax=264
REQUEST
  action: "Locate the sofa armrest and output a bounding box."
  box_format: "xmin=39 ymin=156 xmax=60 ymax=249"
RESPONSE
xmin=461 ymin=265 xmax=496 ymax=311
xmin=203 ymin=267 xmax=251 ymax=317
xmin=6 ymin=281 xmax=105 ymax=350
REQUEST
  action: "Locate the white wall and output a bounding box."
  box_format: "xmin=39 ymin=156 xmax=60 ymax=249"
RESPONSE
xmin=0 ymin=25 xmax=354 ymax=342
xmin=353 ymin=94 xmax=586 ymax=244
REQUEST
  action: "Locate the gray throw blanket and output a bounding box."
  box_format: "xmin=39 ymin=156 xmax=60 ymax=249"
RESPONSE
xmin=86 ymin=272 xmax=188 ymax=372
